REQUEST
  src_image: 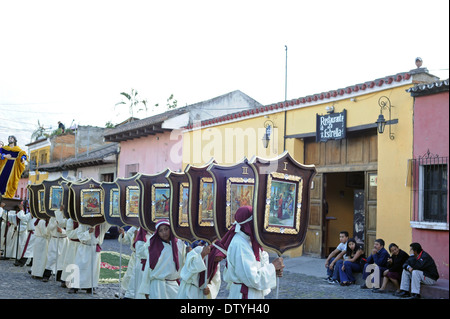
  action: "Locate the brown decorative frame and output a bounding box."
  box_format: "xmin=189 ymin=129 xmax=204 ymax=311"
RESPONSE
xmin=166 ymin=170 xmax=196 ymax=243
xmin=250 ymin=151 xmax=316 ymax=256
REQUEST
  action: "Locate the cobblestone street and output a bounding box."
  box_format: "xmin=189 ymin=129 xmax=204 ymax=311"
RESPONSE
xmin=0 ymin=238 xmax=401 ymax=300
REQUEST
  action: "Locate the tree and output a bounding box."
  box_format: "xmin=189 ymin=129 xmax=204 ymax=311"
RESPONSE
xmin=166 ymin=94 xmax=178 ymax=110
xmin=30 ymin=120 xmax=47 ymax=141
xmin=115 ymin=88 xmax=148 ymax=118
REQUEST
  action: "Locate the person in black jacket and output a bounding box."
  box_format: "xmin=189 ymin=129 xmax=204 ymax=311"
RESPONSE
xmin=373 ymin=243 xmax=409 ymax=294
xmin=395 ymin=242 xmax=439 ymax=299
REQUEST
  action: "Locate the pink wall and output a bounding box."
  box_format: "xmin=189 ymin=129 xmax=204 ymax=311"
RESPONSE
xmin=117 ymin=131 xmax=183 ymax=178
xmin=412 ymin=91 xmax=449 ymax=280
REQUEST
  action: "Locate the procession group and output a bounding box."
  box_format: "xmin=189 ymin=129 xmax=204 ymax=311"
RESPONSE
xmin=0 ymin=202 xmax=285 ymax=299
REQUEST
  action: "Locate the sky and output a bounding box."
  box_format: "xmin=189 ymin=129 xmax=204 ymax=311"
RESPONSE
xmin=1 ymin=0 xmax=449 ymax=150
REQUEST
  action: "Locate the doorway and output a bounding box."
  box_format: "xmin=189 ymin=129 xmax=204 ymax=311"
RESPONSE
xmin=323 ymin=172 xmax=364 ymax=255
xmin=303 ymin=170 xmax=377 ymax=257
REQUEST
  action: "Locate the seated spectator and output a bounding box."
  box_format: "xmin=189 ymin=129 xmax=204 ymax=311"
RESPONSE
xmin=360 ymin=238 xmax=389 ymax=289
xmin=395 ymin=243 xmax=439 ymax=299
xmin=338 ymin=238 xmax=365 ymax=286
xmin=324 ymin=231 xmax=348 ymax=283
xmin=373 ymin=243 xmax=409 ymax=294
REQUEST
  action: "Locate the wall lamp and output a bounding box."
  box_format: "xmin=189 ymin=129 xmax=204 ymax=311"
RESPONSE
xmin=261 ymin=120 xmax=275 ymax=148
xmin=375 ymin=96 xmax=395 ymax=140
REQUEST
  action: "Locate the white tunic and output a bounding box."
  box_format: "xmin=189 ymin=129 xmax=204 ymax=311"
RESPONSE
xmin=17 ymin=211 xmax=34 ymax=259
xmin=138 ymin=239 xmax=186 ymax=299
xmin=45 ymin=216 xmax=68 ymax=272
xmin=126 ymin=232 xmax=152 ymax=299
xmin=117 ymin=226 xmax=137 ymax=291
xmin=224 ymin=231 xmax=276 ymax=299
xmin=61 ymin=219 xmax=80 ymax=282
xmin=31 ymin=219 xmax=50 ymax=277
xmin=73 ymin=222 xmax=109 ymax=289
xmin=3 ymin=210 xmax=28 ymax=259
xmin=177 ymin=245 xmax=221 ymax=299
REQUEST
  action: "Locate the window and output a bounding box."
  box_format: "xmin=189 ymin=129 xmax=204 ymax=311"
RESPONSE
xmin=420 ymin=164 xmax=447 ymax=222
xmin=101 ymin=173 xmax=114 ymax=182
xmin=411 ymin=151 xmax=448 ymax=225
xmin=125 ymin=163 xmax=139 ymax=177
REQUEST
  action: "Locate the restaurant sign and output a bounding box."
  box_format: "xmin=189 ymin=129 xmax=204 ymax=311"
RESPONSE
xmin=316 ymin=109 xmax=347 ymax=142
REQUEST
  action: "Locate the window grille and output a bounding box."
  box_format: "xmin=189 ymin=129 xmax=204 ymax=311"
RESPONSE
xmin=411 ymin=150 xmax=448 ymax=223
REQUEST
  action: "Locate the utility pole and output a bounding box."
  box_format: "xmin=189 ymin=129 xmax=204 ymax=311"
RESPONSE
xmin=285 ymin=45 xmax=288 ymax=101
xmin=283 ymin=45 xmax=288 ymax=152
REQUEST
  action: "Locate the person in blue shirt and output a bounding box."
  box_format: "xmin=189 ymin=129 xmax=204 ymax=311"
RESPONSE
xmin=360 ymin=238 xmax=389 ymax=289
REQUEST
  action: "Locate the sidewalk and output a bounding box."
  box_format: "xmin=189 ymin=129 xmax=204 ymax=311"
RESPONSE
xmin=276 ymin=254 xmax=449 ymax=299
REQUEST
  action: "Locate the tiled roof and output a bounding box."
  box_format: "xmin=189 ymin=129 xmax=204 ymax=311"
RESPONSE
xmin=185 ymin=71 xmax=418 ymax=130
xmin=38 ymin=143 xmax=119 ymax=171
xmin=104 ymin=90 xmax=262 ymax=142
xmin=407 ymin=78 xmax=449 ymax=96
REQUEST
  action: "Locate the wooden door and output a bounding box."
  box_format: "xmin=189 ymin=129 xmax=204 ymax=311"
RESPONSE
xmin=303 ymin=173 xmax=324 ymax=257
xmin=365 ymin=171 xmax=378 ymax=254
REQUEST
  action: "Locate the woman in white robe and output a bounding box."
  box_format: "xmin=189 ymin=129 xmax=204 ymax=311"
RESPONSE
xmin=138 ymin=219 xmax=186 ymax=299
xmin=31 ymin=218 xmax=50 ymax=278
xmin=177 ymin=241 xmax=225 ymax=299
xmin=222 ymin=206 xmax=284 ymax=299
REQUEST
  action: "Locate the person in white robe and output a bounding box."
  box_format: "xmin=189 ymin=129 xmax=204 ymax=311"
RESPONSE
xmin=30 ymin=218 xmax=50 ymax=279
xmin=22 ymin=215 xmax=36 ymax=267
xmin=43 ymin=210 xmax=68 ymax=282
xmin=54 ymin=205 xmax=68 ymax=284
xmin=117 ymin=226 xmax=137 ymax=296
xmin=61 ymin=218 xmax=80 ymax=288
xmin=129 ymin=228 xmax=152 ymax=299
xmin=0 ymin=203 xmax=6 ymax=257
xmin=3 ymin=203 xmax=28 ymax=261
xmin=222 ymin=206 xmax=284 ymax=299
xmin=138 ymin=219 xmax=186 ymax=299
xmin=69 ymin=222 xmax=109 ymax=293
xmin=177 ymin=241 xmax=226 ymax=299
xmin=13 ymin=205 xmax=33 ymax=266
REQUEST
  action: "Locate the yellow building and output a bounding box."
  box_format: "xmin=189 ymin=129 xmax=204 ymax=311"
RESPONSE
xmin=182 ymin=68 xmax=440 ymax=257
xmin=26 ymin=138 xmax=51 ymax=184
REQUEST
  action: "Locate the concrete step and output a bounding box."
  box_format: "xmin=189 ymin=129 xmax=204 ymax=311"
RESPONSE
xmin=421 ymin=279 xmax=449 ymax=299
xmin=355 ymin=272 xmax=449 ymax=299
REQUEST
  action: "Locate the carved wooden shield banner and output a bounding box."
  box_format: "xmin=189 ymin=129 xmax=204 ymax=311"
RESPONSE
xmin=60 ymin=181 xmax=72 ymax=220
xmin=135 ymin=169 xmax=171 ymax=232
xmin=207 ymin=158 xmax=255 ymax=239
xmin=27 ymin=183 xmax=49 ymax=220
xmin=185 ymin=159 xmax=217 ymax=244
xmin=166 ymin=170 xmax=196 ymax=243
xmin=42 ymin=177 xmax=67 ymax=218
xmin=70 ymin=178 xmax=106 ymax=227
xmin=249 ymin=151 xmax=317 ymax=256
xmin=115 ymin=175 xmax=141 ymax=228
xmin=101 ymin=181 xmax=123 ymax=227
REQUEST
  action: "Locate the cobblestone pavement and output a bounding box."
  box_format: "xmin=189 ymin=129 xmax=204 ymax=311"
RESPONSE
xmin=0 ymin=238 xmax=399 ymax=300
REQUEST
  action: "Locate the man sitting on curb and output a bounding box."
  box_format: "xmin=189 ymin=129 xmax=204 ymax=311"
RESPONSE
xmin=395 ymin=242 xmax=439 ymax=299
xmin=324 ymin=231 xmax=348 ymax=284
xmin=360 ymin=238 xmax=389 ymax=289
